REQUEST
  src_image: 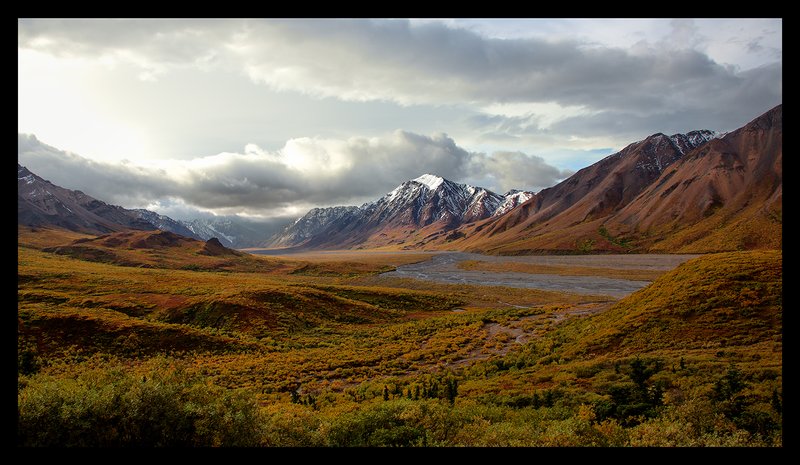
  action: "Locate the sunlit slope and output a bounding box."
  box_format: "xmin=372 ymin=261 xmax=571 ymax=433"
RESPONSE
xmin=422 ymin=105 xmax=781 ymax=255
xmin=559 ymin=250 xmax=782 ymax=357
xmin=18 ymin=246 xmax=462 ymax=359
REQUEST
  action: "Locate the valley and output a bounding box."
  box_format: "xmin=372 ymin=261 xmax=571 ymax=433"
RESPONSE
xmin=17 ymin=104 xmax=782 ymax=447
xmin=18 ymin=230 xmax=782 ymax=446
xmin=18 ymin=18 xmax=782 ymax=449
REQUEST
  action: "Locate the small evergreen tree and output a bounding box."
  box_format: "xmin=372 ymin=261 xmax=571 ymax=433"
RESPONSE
xmin=771 ymin=389 xmax=782 ymax=414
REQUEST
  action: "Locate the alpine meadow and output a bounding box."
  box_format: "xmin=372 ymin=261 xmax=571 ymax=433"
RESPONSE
xmin=18 ymin=18 xmax=781 ymax=447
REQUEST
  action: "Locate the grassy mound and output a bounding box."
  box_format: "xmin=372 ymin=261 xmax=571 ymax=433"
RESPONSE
xmin=559 ymin=250 xmax=782 ymax=357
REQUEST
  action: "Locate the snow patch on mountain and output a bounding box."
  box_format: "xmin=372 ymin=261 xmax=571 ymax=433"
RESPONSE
xmin=494 ymin=190 xmax=535 ymax=217
xmin=205 ymin=224 xmax=234 ymax=244
xmin=669 ymin=130 xmax=716 ymax=155
xmin=413 ymin=173 xmax=444 ymax=191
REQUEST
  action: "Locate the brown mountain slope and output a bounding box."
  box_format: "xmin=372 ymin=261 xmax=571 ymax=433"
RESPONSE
xmin=18 ymin=164 xmax=155 ymax=234
xmin=428 ymin=105 xmax=781 ymax=254
xmin=18 ymin=164 xmax=200 ymax=239
xmin=611 ymin=105 xmax=782 ymax=252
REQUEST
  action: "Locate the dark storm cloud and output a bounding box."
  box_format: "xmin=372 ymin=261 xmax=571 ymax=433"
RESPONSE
xmin=546 ymin=62 xmax=782 ymax=139
xmin=18 ymin=19 xmax=782 ymax=114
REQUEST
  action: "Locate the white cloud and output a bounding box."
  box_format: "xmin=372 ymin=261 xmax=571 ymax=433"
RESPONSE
xmin=17 ymin=18 xmax=781 ymax=213
xmin=467 ymin=151 xmax=574 ymax=194
xmin=19 ymin=131 xmax=571 ymax=218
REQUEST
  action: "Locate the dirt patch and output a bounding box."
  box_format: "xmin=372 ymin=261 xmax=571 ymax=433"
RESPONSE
xmin=447 ymin=303 xmax=609 ymax=368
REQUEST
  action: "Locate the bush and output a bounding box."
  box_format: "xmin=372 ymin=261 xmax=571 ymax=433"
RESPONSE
xmin=17 ymin=358 xmax=263 ymax=447
xmin=325 ymin=399 xmax=457 ymax=446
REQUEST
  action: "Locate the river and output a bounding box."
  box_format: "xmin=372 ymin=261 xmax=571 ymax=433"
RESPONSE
xmin=379 ymin=252 xmax=699 ymax=298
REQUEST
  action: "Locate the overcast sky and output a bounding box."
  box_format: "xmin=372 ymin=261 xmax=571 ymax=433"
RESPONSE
xmin=18 ymin=18 xmax=782 ymax=220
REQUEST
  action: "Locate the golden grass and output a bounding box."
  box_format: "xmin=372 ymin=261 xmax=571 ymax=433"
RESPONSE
xmin=650 ymin=202 xmax=782 ymax=253
xmin=18 ymin=239 xmax=783 ymax=446
xmin=358 ymin=275 xmax=614 ymax=309
xmin=17 ymin=225 xmax=94 ymax=249
xmin=555 ymin=250 xmax=782 ymax=358
xmin=26 ymin=229 xmax=410 ymax=279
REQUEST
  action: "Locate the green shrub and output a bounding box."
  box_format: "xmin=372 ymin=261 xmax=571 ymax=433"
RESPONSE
xmin=17 ymin=357 xmax=263 ymax=447
xmin=325 ymin=399 xmax=458 ymax=447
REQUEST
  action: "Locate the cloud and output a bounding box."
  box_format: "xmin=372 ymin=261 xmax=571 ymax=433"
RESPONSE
xmin=548 ymin=62 xmax=781 ymax=137
xmin=17 ymin=19 xmax=781 ymax=215
xmin=17 ymin=134 xmax=175 ymax=205
xmin=18 ymin=19 xmax=240 ymax=80
xmin=18 ymin=19 xmax=781 ymax=111
xmin=467 ymin=152 xmax=574 ymax=194
xmin=19 ymin=131 xmax=571 ymax=218
xmin=664 ymin=19 xmax=704 ymax=51
xmin=465 ymin=60 xmax=781 ymax=148
xmin=19 ymin=19 xmax=781 ymax=161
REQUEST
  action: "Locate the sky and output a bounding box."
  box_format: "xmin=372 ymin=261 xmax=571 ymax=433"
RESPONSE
xmin=18 ymin=18 xmax=782 ymax=221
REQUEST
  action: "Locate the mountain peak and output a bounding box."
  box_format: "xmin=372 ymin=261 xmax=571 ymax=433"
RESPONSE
xmin=18 ymin=164 xmax=35 ymax=184
xmin=268 ymin=174 xmax=513 ymax=249
xmin=412 ymin=174 xmax=445 ymax=191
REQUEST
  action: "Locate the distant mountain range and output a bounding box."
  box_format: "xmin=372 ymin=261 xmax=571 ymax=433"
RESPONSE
xmin=265 ymin=174 xmax=534 ymax=249
xmin=181 ymin=217 xmax=290 ymax=249
xmin=18 ymin=104 xmax=781 ymax=254
xmin=18 ymin=164 xmax=290 ymax=248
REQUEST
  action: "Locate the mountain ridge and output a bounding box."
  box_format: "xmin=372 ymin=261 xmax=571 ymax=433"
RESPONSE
xmin=19 ymin=105 xmax=780 ymax=255
xmin=264 ymin=104 xmax=780 ymax=254
xmin=18 ymin=164 xmax=202 ymax=240
xmin=436 ymin=104 xmax=781 ymax=254
xmin=266 ymin=174 xmax=534 ymax=249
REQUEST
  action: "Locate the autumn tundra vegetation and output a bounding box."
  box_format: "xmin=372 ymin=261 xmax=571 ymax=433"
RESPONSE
xmin=17 ymin=227 xmax=781 ymax=446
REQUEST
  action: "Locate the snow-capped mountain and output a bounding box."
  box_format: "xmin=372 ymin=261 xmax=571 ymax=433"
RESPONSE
xmin=267 ymin=206 xmax=361 ymax=248
xmin=129 ymin=209 xmax=202 ymax=240
xmin=361 ymin=174 xmax=506 ymax=226
xmin=631 ymin=130 xmax=716 ymax=174
xmin=669 ymin=130 xmax=717 ymax=155
xmin=494 ymin=190 xmax=535 ymax=217
xmin=182 ymin=217 xmax=293 ymax=249
xmin=266 ymin=174 xmax=534 ymax=249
